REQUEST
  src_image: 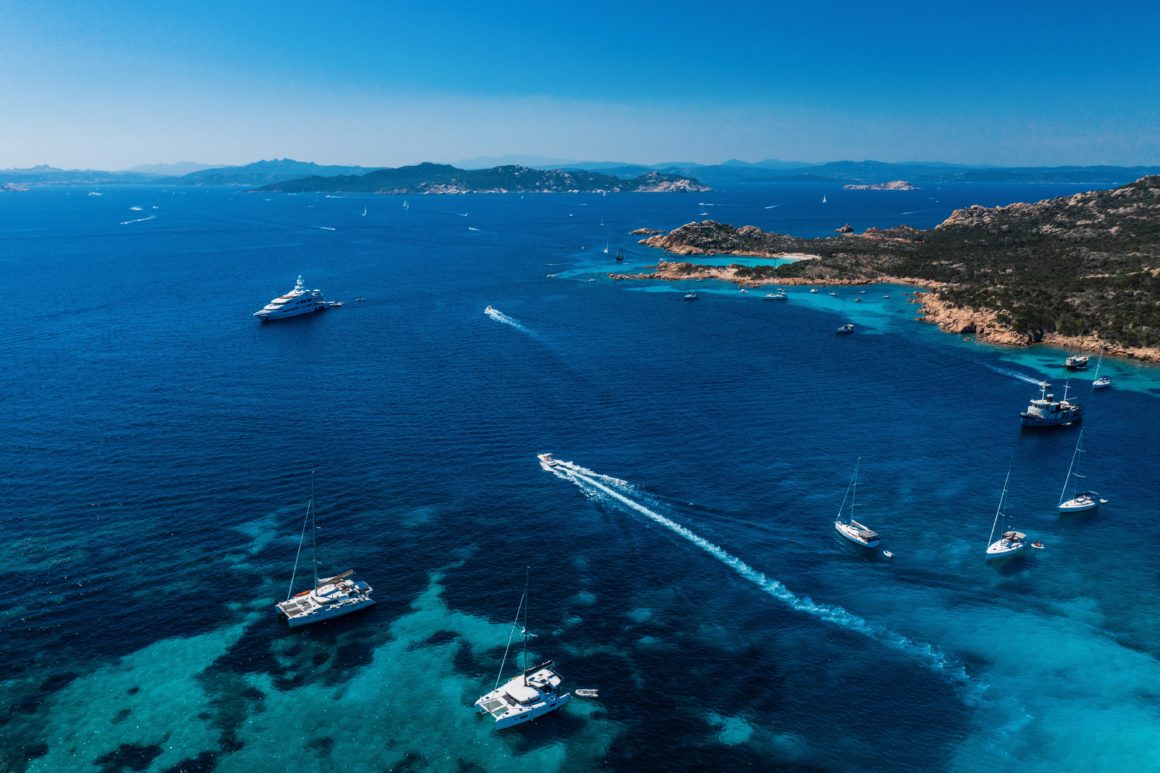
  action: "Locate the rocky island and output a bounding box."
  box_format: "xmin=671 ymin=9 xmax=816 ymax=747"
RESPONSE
xmin=623 ymin=176 xmax=1160 ymax=361
xmin=259 ymin=162 xmax=709 ymax=194
xmin=842 ymin=180 xmax=917 ymax=191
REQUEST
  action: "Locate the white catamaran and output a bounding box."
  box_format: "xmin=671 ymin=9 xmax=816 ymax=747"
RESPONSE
xmin=1058 ymin=429 xmax=1108 ymax=513
xmin=985 ymin=468 xmax=1027 ymax=561
xmin=275 ymin=474 xmax=374 ymax=627
xmin=474 ymin=571 xmax=572 ymax=730
xmin=833 ymin=457 xmax=881 ymax=549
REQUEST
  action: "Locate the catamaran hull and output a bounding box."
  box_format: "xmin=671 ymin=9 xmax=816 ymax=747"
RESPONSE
xmin=281 ymin=598 xmax=375 ymax=627
xmin=480 ymin=694 xmax=573 ymax=731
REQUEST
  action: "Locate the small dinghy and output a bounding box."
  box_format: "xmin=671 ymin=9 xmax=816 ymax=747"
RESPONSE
xmin=574 ymin=688 xmax=599 ymax=698
xmin=1031 ymin=541 xmax=1045 ymax=550
xmin=882 ymin=550 xmax=894 ymax=559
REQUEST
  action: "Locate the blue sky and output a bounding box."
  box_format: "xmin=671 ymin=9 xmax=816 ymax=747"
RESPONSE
xmin=1 ymin=0 xmax=1157 ymax=168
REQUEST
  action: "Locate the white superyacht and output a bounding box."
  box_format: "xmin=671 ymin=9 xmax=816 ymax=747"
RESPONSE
xmin=254 ymin=276 xmax=335 ymax=322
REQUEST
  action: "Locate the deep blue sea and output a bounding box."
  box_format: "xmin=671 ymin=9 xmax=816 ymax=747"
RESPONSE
xmin=3 ymin=182 xmax=1160 ymax=772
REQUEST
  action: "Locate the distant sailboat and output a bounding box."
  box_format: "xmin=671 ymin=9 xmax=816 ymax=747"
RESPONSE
xmin=1057 ymin=429 xmax=1108 ymax=512
xmin=985 ymin=468 xmax=1027 ymax=561
xmin=833 ymin=458 xmax=880 ymax=549
xmin=1092 ymin=351 xmax=1111 ymax=389
xmin=602 ymin=241 xmax=609 ymax=254
xmin=402 ymin=199 xmax=410 ymax=210
xmin=361 ymin=206 xmax=367 ymax=217
xmin=822 ymin=194 xmax=828 ymax=204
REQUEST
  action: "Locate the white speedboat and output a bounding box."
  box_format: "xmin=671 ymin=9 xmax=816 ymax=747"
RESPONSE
xmin=763 ymin=288 xmax=788 ymax=301
xmin=1020 ymin=382 xmax=1082 ymax=428
xmin=537 ymin=452 xmax=557 ymax=469
xmin=1057 ymin=430 xmax=1107 ymax=513
xmin=833 ymin=458 xmax=881 ymax=549
xmin=276 ymin=475 xmax=374 ymax=627
xmin=985 ymin=468 xmax=1028 ymax=561
xmin=683 ymin=291 xmax=699 ymax=301
xmin=254 ymin=276 xmax=328 ymax=322
xmin=836 ymin=323 xmax=856 ymax=335
xmin=475 ymin=574 xmax=572 ymax=730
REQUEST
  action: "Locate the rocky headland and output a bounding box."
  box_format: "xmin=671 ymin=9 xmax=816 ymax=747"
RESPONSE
xmin=622 ymin=175 xmax=1160 ymax=362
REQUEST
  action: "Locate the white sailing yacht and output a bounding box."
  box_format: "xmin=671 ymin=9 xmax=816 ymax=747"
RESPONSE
xmin=985 ymin=468 xmax=1027 ymax=560
xmin=1057 ymin=430 xmax=1108 ymax=513
xmin=275 ymin=474 xmax=375 ymax=627
xmin=833 ymin=458 xmax=880 ymax=549
xmin=475 ymin=571 xmax=572 ymax=730
xmin=1092 ymin=351 xmax=1111 ymax=389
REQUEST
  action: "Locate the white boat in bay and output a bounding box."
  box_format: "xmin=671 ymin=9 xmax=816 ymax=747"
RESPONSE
xmin=474 ymin=572 xmax=572 ymax=730
xmin=1092 ymin=351 xmax=1111 ymax=389
xmin=254 ymin=276 xmax=335 ymax=322
xmin=834 ymin=458 xmax=880 ymax=549
xmin=1065 ymin=353 xmax=1089 ymax=371
xmin=763 ymin=288 xmax=788 ymax=301
xmin=275 ymin=474 xmax=374 ymax=627
xmin=1057 ymin=430 xmax=1108 ymax=513
xmin=985 ymin=468 xmax=1027 ymax=561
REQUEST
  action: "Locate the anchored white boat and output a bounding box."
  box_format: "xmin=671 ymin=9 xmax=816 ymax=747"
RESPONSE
xmin=254 ymin=276 xmax=335 ymax=322
xmin=763 ymin=288 xmax=788 ymax=301
xmin=985 ymin=468 xmax=1027 ymax=561
xmin=1020 ymin=382 xmax=1082 ymax=428
xmin=835 ymin=323 xmax=856 ymax=335
xmin=1057 ymin=430 xmax=1108 ymax=513
xmin=276 ymin=474 xmax=374 ymax=627
xmin=834 ymin=458 xmax=880 ymax=549
xmin=683 ymin=291 xmax=699 ymax=301
xmin=1065 ymin=354 xmax=1089 ymax=371
xmin=474 ymin=572 xmax=572 ymax=730
xmin=1092 ymin=351 xmax=1112 ymax=389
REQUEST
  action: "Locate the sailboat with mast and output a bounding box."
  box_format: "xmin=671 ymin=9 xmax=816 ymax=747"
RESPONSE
xmin=1057 ymin=430 xmax=1108 ymax=513
xmin=275 ymin=473 xmax=375 ymax=627
xmin=833 ymin=458 xmax=881 ymax=549
xmin=1092 ymin=350 xmax=1112 ymax=389
xmin=474 ymin=570 xmax=572 ymax=730
xmin=985 ymin=468 xmax=1027 ymax=561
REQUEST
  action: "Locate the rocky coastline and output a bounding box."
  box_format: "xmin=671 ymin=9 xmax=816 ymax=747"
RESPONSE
xmin=615 ymin=175 xmax=1160 ymax=364
xmin=842 ymin=180 xmax=917 ymax=191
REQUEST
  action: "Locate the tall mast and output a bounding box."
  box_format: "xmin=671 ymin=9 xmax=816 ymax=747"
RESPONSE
xmin=310 ymin=471 xmax=319 ymax=589
xmin=850 ymin=457 xmax=860 ymax=522
xmin=988 ymin=467 xmax=1011 ymax=547
xmin=522 ymin=565 xmax=530 ymax=686
xmin=1058 ymin=430 xmax=1084 ymax=505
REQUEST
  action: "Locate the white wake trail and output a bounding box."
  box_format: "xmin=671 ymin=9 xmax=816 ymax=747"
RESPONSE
xmin=119 ymin=215 xmax=156 ymax=225
xmin=484 ymin=307 xmax=543 ymax=341
xmin=985 ymin=365 xmax=1047 ymax=387
xmin=544 ymin=457 xmax=970 ymax=687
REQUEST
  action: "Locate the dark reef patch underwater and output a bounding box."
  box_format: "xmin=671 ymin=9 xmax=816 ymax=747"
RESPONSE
xmin=2 ymin=183 xmax=1159 ymax=770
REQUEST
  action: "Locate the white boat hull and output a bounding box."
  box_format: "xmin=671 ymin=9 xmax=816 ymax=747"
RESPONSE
xmin=1058 ymin=497 xmax=1101 ymax=513
xmin=835 ymin=520 xmax=880 ymax=549
xmin=985 ymin=542 xmax=1026 ymax=561
xmin=475 ymin=668 xmax=572 ymax=730
xmin=282 ymin=597 xmax=375 ymax=627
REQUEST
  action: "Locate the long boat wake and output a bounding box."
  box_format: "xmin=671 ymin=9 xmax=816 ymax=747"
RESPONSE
xmin=985 ymin=365 xmax=1048 ymax=387
xmin=484 ymin=306 xmax=543 ymax=341
xmin=540 ymin=454 xmax=972 ymax=690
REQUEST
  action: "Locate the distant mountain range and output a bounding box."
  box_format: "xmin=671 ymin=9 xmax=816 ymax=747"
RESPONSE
xmin=2 ymin=157 xmax=1158 ymax=188
xmin=258 ymin=162 xmax=709 ymax=194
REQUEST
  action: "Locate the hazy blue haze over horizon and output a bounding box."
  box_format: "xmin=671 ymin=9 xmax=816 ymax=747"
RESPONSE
xmin=1 ymin=1 xmax=1157 ymax=169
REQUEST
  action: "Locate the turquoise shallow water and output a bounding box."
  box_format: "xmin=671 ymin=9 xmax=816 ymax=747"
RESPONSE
xmin=2 ymin=182 xmax=1159 ymax=771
